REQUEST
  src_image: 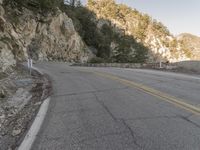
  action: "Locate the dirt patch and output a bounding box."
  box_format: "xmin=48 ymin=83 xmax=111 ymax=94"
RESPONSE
xmin=0 ymin=64 xmax=52 ymax=150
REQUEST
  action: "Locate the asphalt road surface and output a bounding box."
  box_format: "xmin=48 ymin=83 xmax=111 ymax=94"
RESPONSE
xmin=32 ymin=62 xmax=200 ymax=150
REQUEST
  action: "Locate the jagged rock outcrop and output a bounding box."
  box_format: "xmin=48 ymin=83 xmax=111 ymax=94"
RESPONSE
xmin=0 ymin=1 xmax=92 ymax=71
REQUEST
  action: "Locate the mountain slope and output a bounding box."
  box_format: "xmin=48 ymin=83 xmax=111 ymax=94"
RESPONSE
xmin=177 ymin=33 xmax=200 ymax=60
xmin=86 ymin=0 xmax=194 ymax=62
xmin=62 ymin=3 xmax=149 ymax=63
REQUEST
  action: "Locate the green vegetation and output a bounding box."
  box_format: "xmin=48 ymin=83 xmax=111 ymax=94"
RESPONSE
xmin=152 ymin=20 xmax=170 ymax=37
xmin=179 ymin=41 xmax=192 ymax=58
xmin=62 ymin=1 xmax=148 ymax=63
xmin=178 ymin=34 xmax=200 ymax=59
xmin=87 ymin=0 xmax=170 ymax=41
xmin=4 ymin=0 xmax=63 ymax=12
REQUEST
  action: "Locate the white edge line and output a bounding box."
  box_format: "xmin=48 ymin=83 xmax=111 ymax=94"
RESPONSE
xmin=18 ymin=98 xmax=50 ymax=150
xmin=18 ymin=66 xmax=50 ymax=150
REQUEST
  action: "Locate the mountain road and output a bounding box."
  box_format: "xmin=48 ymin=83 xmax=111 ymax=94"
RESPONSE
xmin=31 ymin=62 xmax=200 ymax=150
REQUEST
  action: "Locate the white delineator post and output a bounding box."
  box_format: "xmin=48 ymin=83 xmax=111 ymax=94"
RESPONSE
xmin=30 ymin=59 xmax=33 ymax=68
xmin=27 ymin=59 xmax=30 ymax=68
xmin=28 ymin=59 xmax=33 ymax=75
xmin=159 ymin=61 xmax=162 ymax=69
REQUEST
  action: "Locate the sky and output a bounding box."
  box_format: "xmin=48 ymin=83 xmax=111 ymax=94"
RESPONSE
xmin=82 ymin=0 xmax=200 ymax=37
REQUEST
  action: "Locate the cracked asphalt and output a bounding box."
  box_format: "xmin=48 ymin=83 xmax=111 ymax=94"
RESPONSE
xmin=32 ymin=62 xmax=200 ymax=150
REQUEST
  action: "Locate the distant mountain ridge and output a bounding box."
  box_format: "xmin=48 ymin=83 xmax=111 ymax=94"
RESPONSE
xmin=177 ymin=33 xmax=200 ymax=60
xmin=178 ymin=33 xmax=200 ymax=39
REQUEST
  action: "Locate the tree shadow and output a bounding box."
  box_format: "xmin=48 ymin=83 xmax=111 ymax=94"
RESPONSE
xmin=60 ymin=4 xmax=151 ymax=63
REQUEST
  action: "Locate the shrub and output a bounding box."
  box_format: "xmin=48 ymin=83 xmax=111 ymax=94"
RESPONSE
xmin=89 ymin=57 xmax=105 ymax=63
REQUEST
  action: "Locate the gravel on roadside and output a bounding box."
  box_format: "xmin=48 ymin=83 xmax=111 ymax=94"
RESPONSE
xmin=0 ymin=64 xmax=52 ymax=150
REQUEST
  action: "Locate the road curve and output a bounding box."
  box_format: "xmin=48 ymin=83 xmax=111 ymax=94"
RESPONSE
xmin=32 ymin=62 xmax=200 ymax=150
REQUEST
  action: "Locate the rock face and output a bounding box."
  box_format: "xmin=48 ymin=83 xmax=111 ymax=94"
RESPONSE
xmin=0 ymin=3 xmax=92 ymax=71
xmin=0 ymin=1 xmax=16 ymax=71
xmin=143 ymin=30 xmax=189 ymax=63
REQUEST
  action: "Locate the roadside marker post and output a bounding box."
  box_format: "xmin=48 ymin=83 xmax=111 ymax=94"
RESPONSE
xmin=27 ymin=59 xmax=30 ymax=68
xmin=159 ymin=61 xmax=162 ymax=69
xmin=30 ymin=59 xmax=33 ymax=68
xmin=28 ymin=59 xmax=33 ymax=75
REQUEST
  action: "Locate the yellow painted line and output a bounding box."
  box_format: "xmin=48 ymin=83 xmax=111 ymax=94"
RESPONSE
xmin=91 ymin=71 xmax=200 ymax=115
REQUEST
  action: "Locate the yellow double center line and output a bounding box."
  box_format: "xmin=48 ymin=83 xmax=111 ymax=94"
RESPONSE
xmin=91 ymin=70 xmax=200 ymax=115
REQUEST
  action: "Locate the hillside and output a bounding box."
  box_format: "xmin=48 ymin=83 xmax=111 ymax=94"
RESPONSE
xmin=62 ymin=2 xmax=149 ymax=63
xmin=86 ymin=0 xmax=194 ymax=62
xmin=177 ymin=33 xmax=200 ymax=60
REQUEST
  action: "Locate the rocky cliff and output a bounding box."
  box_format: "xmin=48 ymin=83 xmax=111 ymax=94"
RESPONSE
xmin=0 ymin=0 xmax=92 ymax=71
